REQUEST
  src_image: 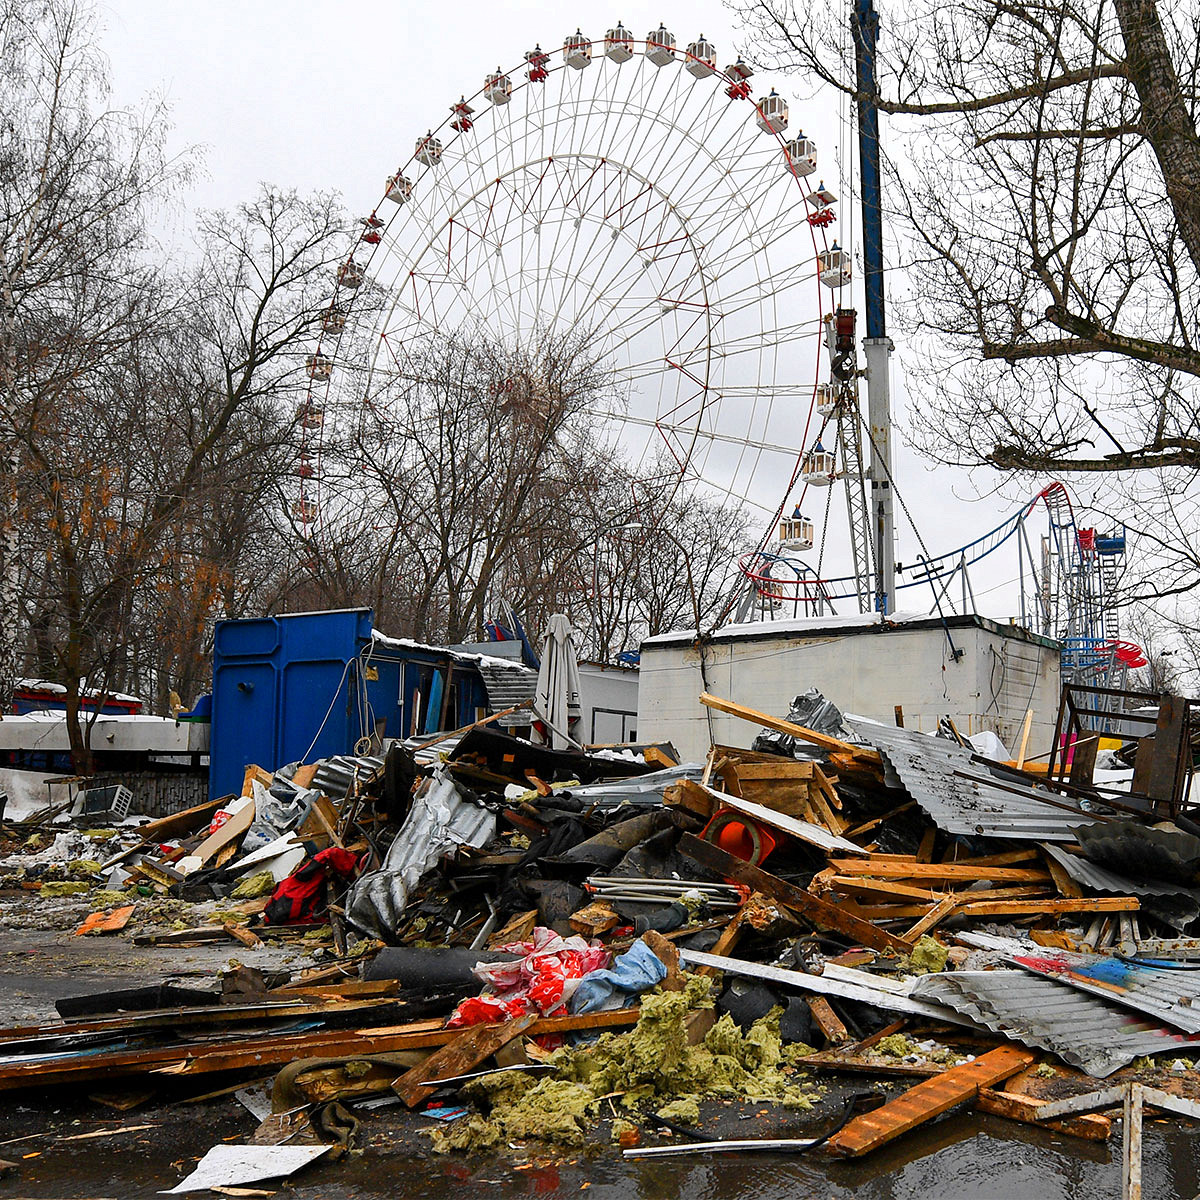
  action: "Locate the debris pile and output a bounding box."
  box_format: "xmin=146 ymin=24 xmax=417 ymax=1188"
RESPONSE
xmin=1 ymin=681 xmax=1199 ymax=1191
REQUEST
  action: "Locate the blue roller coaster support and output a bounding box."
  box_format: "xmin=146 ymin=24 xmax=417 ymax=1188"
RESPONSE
xmin=852 ymin=0 xmax=896 ymax=613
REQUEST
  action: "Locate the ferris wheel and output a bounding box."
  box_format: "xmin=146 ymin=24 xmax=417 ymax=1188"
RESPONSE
xmin=296 ymin=23 xmax=846 ymax=532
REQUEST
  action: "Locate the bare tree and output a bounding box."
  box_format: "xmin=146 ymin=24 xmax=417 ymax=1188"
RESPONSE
xmin=0 ymin=0 xmax=191 ymax=731
xmin=0 ymin=0 xmax=352 ymax=763
xmin=734 ymin=0 xmax=1200 ymax=612
xmin=737 ymin=0 xmax=1200 ymax=470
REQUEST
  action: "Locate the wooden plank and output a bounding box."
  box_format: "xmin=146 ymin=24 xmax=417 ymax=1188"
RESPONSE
xmin=191 ymin=801 xmax=255 ymax=866
xmin=242 ymin=765 xmax=274 ymax=796
xmin=803 ymin=1052 xmax=944 ymax=1078
xmin=829 ymin=860 xmax=1051 ymax=883
xmin=825 ymin=876 xmax=942 ymax=903
xmin=678 ymin=833 xmax=914 ymax=954
xmin=1015 ymin=709 xmax=1034 ymax=770
xmin=223 ymin=922 xmax=263 ymax=950
xmin=643 ymin=745 xmax=678 ymax=769
xmin=291 ymin=762 xmax=321 ymax=789
xmin=1125 ymin=1082 xmax=1144 ymax=1200
xmin=837 ymin=903 xmax=936 ymax=921
xmin=392 ymin=1014 xmax=538 ymax=1107
xmin=948 ymin=848 xmax=1040 ymax=868
xmin=137 ymin=798 xmax=225 ymax=841
xmin=803 ymin=1058 xmax=1106 ymax=1139
xmin=0 ymin=1009 xmax=641 ymax=1092
xmin=699 ymin=693 xmax=881 ymax=762
xmin=812 ymin=763 xmax=845 ymax=813
xmin=902 ymin=894 xmax=961 ymax=941
xmin=486 ymin=909 xmax=538 ymax=949
xmin=807 ymin=998 xmax=850 ymax=1046
xmin=694 ymin=905 xmax=751 ymax=977
xmin=956 ymin=896 xmax=1139 ymax=916
xmin=823 ymin=1046 xmax=1036 ymax=1157
xmin=664 ymin=778 xmax=719 ymax=820
xmin=916 ymin=828 xmax=937 ymax=863
xmin=1043 ymin=853 xmax=1084 ymax=900
xmin=731 ymin=761 xmax=817 ymax=781
xmin=841 ymin=801 xmax=917 ymax=839
xmin=975 ymin=1089 xmax=1110 ymax=1141
xmin=73 ymin=905 xmax=136 ymax=937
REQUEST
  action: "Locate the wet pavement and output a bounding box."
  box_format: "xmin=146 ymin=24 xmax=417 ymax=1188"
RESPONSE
xmin=2 ymin=919 xmax=1199 ymax=1198
xmin=3 ymin=1083 xmax=1200 ymax=1199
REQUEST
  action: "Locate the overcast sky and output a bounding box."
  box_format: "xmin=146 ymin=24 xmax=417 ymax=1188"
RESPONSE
xmin=98 ymin=0 xmax=1035 ymax=620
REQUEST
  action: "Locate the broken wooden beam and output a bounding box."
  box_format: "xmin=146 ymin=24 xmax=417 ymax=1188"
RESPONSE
xmin=698 ymin=693 xmax=882 ymax=763
xmin=0 ymin=1009 xmax=642 ymax=1092
xmin=901 ymin=894 xmax=962 ymax=941
xmin=807 ymin=997 xmax=851 ymax=1046
xmin=977 ymin=1088 xmax=1110 ymax=1141
xmin=392 ymin=1014 xmax=538 ymax=1107
xmin=828 ymin=860 xmax=1052 ymax=884
xmin=678 ymin=833 xmax=914 ymax=954
xmin=823 ymin=1046 xmax=1037 ymax=1157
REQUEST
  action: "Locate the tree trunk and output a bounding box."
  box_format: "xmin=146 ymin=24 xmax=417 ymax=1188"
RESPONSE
xmin=1113 ymin=0 xmax=1200 ymax=271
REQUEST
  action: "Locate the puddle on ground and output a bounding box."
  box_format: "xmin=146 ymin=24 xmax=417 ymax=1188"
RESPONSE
xmin=7 ymin=1109 xmax=1200 ymax=1200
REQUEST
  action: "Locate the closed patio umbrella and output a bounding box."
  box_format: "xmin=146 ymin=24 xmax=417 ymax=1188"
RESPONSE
xmin=532 ymin=613 xmax=582 ymax=749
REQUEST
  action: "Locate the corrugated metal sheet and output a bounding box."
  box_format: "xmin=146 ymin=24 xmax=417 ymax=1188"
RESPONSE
xmin=845 ymin=717 xmax=1096 ymax=842
xmin=912 ymin=970 xmax=1200 ymax=1077
xmin=565 ymin=764 xmax=706 ymax=807
xmin=1075 ymin=819 xmax=1200 ymax=887
xmin=476 ymin=661 xmax=538 ymax=727
xmin=309 ymin=753 xmax=386 ymax=799
xmin=346 ymin=769 xmax=495 ymax=941
xmin=1041 ymin=842 xmax=1200 ymax=931
xmin=1006 ymin=945 xmax=1200 ymax=1034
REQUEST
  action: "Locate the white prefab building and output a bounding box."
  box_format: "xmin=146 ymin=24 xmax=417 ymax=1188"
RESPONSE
xmin=637 ymin=612 xmax=1060 ymax=763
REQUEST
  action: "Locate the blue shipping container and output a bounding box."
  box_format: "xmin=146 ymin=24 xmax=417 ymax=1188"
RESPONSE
xmin=209 ymin=608 xmax=490 ymax=799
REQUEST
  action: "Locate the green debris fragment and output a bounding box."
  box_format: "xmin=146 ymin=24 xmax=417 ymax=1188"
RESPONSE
xmin=68 ymin=859 xmax=103 ymax=875
xmin=1034 ymin=1063 xmax=1057 ymax=1078
xmin=210 ymin=909 xmax=248 ymax=924
xmin=38 ymin=881 xmax=90 ymax=897
xmin=610 ymin=1118 xmax=638 ymax=1145
xmin=428 ymin=1113 xmax=503 ymax=1154
xmin=231 ymin=871 xmax=276 ymax=900
xmin=655 ymin=1097 xmax=700 ymax=1124
xmin=908 ymin=935 xmax=949 ymax=975
xmin=92 ymin=889 xmax=130 ymax=907
xmin=84 ymin=829 xmax=118 ymax=841
xmin=430 ymin=990 xmax=820 ymax=1154
xmin=876 ymin=1034 xmax=915 ymax=1059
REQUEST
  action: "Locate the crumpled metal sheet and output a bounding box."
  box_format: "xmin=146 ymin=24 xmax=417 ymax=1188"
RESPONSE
xmin=912 ymin=970 xmax=1200 ymax=1077
xmin=845 ymin=717 xmax=1096 ymax=842
xmin=345 ymin=768 xmax=495 ymax=941
xmin=476 ymin=661 xmax=538 ymax=728
xmin=981 ymin=940 xmax=1200 ymax=1035
xmin=564 ymin=764 xmax=706 ymax=807
xmin=1074 ymin=819 xmax=1200 ymax=888
xmin=1041 ymin=842 xmax=1200 ymax=931
xmin=310 ymin=754 xmax=386 ymax=800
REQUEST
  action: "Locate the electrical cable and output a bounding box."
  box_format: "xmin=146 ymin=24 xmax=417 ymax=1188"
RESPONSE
xmin=300 ymin=658 xmax=354 ymax=764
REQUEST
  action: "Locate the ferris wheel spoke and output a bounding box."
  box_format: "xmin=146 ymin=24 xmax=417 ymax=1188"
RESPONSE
xmin=315 ymin=39 xmax=828 ymax=531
